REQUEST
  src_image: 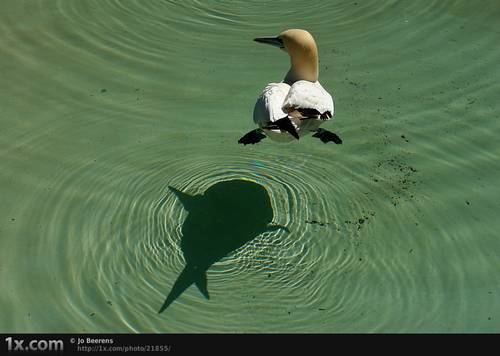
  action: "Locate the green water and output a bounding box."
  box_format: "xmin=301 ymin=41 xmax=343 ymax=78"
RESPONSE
xmin=1 ymin=0 xmax=499 ymax=333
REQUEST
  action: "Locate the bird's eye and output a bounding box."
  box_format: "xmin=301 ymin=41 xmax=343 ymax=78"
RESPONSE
xmin=277 ymin=37 xmax=285 ymax=49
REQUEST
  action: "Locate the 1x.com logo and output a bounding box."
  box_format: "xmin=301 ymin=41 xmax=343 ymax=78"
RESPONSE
xmin=5 ymin=337 xmax=64 ymax=352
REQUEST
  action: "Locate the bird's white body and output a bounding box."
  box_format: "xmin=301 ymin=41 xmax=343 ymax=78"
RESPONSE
xmin=238 ymin=29 xmax=341 ymax=146
xmin=253 ymin=80 xmax=334 ymax=142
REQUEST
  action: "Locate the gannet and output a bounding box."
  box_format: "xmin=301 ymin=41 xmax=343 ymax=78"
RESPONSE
xmin=238 ymin=29 xmax=342 ymax=145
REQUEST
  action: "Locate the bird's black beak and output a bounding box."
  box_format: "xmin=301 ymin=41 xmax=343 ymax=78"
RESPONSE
xmin=254 ymin=36 xmax=284 ymax=49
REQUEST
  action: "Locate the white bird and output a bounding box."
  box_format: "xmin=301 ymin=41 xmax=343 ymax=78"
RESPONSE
xmin=238 ymin=29 xmax=342 ymax=145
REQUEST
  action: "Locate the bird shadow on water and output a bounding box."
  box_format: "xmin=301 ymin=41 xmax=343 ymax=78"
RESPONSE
xmin=158 ymin=179 xmax=288 ymax=313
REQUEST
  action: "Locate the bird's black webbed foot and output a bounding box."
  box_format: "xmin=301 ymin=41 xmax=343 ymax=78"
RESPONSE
xmin=264 ymin=117 xmax=299 ymax=140
xmin=312 ymin=128 xmax=342 ymax=144
xmin=238 ymin=129 xmax=267 ymax=145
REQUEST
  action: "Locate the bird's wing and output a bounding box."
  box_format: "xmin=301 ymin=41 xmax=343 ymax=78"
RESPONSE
xmin=253 ymin=83 xmax=291 ymax=125
xmin=281 ymin=80 xmax=334 ymax=119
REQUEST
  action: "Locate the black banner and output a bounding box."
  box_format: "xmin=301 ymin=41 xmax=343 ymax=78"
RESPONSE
xmin=2 ymin=335 xmax=177 ymax=354
xmin=1 ymin=333 xmax=473 ymax=354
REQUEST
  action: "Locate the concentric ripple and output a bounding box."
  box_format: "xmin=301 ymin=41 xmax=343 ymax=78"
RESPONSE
xmin=11 ymin=134 xmax=375 ymax=332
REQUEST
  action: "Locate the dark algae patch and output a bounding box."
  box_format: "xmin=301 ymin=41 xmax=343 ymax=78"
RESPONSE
xmin=344 ymin=211 xmax=375 ymax=231
xmin=371 ymin=153 xmax=421 ymax=207
xmin=305 ymin=220 xmax=329 ymax=227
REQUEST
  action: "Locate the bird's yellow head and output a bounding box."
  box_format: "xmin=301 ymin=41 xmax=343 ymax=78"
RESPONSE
xmin=254 ymin=29 xmax=319 ymax=83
